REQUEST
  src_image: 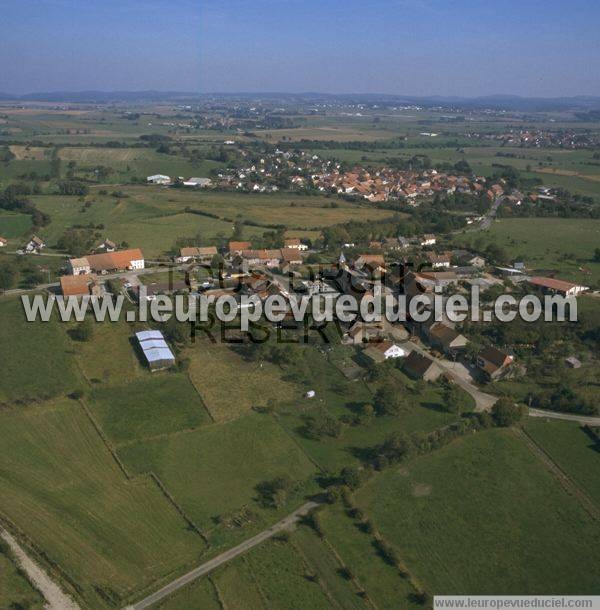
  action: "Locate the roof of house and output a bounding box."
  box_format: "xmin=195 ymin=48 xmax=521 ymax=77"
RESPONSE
xmin=73 ymin=249 xmax=144 ymax=272
xmin=180 ymin=246 xmax=218 ymax=258
xmin=478 ymin=346 xmax=511 ymax=368
xmin=280 ymin=248 xmax=302 ymax=263
xmin=428 ymin=322 xmax=461 ymax=345
xmin=529 ymin=276 xmax=585 ymax=293
xmin=69 ymin=257 xmax=90 ymax=269
xmin=229 ymin=241 xmax=252 ymax=252
xmin=60 ymin=274 xmax=94 ymax=297
xmin=371 ymin=340 xmax=400 ymax=354
xmin=403 ymin=351 xmax=437 ymax=377
xmin=284 ymin=238 xmax=301 ymax=247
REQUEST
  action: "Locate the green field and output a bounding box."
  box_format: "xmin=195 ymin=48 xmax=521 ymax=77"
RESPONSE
xmin=0 ymin=297 xmax=83 ymax=404
xmin=320 ymin=504 xmax=421 ymax=609
xmin=0 ymin=399 xmax=203 ymax=608
xmin=118 ymin=413 xmax=316 ymax=537
xmin=0 ymin=209 xmax=33 ymax=240
xmin=356 ymin=429 xmax=600 ymax=595
xmin=89 ymin=374 xmax=212 ymax=445
xmin=524 ymin=419 xmax=600 ymax=504
xmin=29 ymin=185 xmax=397 ymax=257
xmin=158 ymin=529 xmax=362 ymax=610
xmin=187 ymin=344 xmax=298 ymax=422
xmin=456 ymin=217 xmax=600 ymax=285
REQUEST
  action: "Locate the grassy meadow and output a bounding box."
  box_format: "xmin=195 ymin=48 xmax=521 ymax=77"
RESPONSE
xmin=118 ymin=413 xmax=317 ymax=538
xmin=456 ymin=217 xmax=600 ymax=285
xmin=355 ymin=429 xmax=600 ymax=595
xmin=0 ymin=399 xmax=204 ymax=608
xmin=0 ymin=297 xmax=83 ymax=405
xmin=523 ymin=419 xmax=600 ymax=504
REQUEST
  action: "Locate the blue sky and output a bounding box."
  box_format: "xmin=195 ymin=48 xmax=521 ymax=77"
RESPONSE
xmin=1 ymin=0 xmax=600 ymax=96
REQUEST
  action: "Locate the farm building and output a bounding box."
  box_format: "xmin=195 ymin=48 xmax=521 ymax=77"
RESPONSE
xmin=60 ymin=274 xmax=99 ymax=298
xmin=0 ymin=237 xmax=7 ymax=247
xmin=183 ymin=177 xmax=212 ymax=187
xmin=136 ymin=330 xmax=176 ymax=371
xmin=529 ymin=277 xmax=589 ymax=297
xmin=176 ymin=246 xmax=218 ymax=263
xmin=284 ymin=238 xmax=308 ymax=251
xmin=146 ymin=174 xmax=171 ymax=185
xmin=68 ymin=249 xmax=145 ymax=275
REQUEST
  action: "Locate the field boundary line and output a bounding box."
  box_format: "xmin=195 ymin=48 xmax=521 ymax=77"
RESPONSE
xmin=147 ymin=472 xmax=208 ymax=544
xmin=514 ymin=426 xmax=599 ymax=520
xmin=78 ymin=399 xmax=132 ymax=479
xmin=291 ymin=537 xmax=343 ymax=608
xmin=272 ymin=411 xmax=327 ymax=473
xmin=186 ymin=371 xmax=216 ymax=423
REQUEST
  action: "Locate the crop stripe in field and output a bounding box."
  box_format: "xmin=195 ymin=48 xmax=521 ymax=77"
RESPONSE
xmin=514 ymin=427 xmax=600 ymax=520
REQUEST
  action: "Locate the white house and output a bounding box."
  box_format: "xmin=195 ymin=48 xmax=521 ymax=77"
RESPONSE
xmin=420 ymin=234 xmax=436 ymax=247
xmin=0 ymin=237 xmax=7 ymax=247
xmin=68 ymin=257 xmax=92 ymax=275
xmin=365 ymin=341 xmax=408 ymax=363
xmin=24 ymin=235 xmax=45 ymax=253
xmin=147 ymin=174 xmax=171 ymax=185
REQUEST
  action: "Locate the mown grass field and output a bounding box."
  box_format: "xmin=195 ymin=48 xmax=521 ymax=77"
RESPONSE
xmin=69 ymin=317 xmax=145 ymax=384
xmin=456 ymin=217 xmax=600 ymax=285
xmin=356 ymin=429 xmax=600 ymax=595
xmin=89 ymin=374 xmax=212 ymax=445
xmin=187 ymin=344 xmax=298 ymax=422
xmin=523 ymin=419 xmax=600 ymax=504
xmin=0 ymin=209 xmax=32 ymax=240
xmin=30 ymin=186 xmax=394 ymax=257
xmin=0 ymin=297 xmax=83 ymax=404
xmin=58 ymin=146 xmax=224 ymax=183
xmin=0 ymin=542 xmax=45 ymax=610
xmin=0 ymin=399 xmax=203 ymax=608
xmin=118 ymin=413 xmax=317 ymax=537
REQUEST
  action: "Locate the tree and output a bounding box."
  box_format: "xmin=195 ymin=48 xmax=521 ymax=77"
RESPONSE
xmin=0 ymin=261 xmax=18 ymax=291
xmin=374 ymin=382 xmax=406 ymax=416
xmin=593 ymin=248 xmax=600 ymax=263
xmin=71 ymin=319 xmax=93 ymax=342
xmin=444 ymin=383 xmax=466 ymax=416
xmin=491 ymin=398 xmax=525 ymax=427
xmin=256 ymin=476 xmax=295 ymax=509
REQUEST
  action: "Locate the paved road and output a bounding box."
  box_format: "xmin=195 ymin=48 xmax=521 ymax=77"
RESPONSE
xmin=127 ymin=501 xmax=320 ymax=610
xmin=477 ymin=196 xmax=504 ymax=231
xmin=528 ymin=407 xmax=600 ymax=426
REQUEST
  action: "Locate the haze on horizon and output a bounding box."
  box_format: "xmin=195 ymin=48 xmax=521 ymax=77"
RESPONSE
xmin=1 ymin=0 xmax=600 ymax=98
